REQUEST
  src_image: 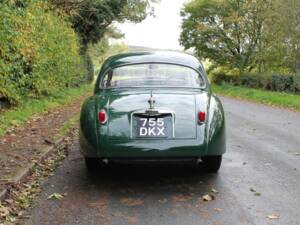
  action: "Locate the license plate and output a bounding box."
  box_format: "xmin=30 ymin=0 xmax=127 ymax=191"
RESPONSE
xmin=136 ymin=117 xmax=169 ymax=138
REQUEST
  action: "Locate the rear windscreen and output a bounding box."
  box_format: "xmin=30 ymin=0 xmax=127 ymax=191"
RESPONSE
xmin=101 ymin=63 xmax=205 ymax=88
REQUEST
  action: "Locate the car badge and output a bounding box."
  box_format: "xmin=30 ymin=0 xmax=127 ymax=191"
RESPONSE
xmin=148 ymin=91 xmax=156 ymax=109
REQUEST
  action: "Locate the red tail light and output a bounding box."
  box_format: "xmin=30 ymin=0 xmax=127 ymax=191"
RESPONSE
xmin=98 ymin=110 xmax=107 ymax=124
xmin=198 ymin=111 xmax=206 ymax=123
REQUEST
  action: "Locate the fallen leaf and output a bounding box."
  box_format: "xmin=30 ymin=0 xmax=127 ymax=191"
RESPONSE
xmin=210 ymin=188 xmax=219 ymax=194
xmin=202 ymin=194 xmax=215 ymax=201
xmin=213 ymin=208 xmax=223 ymax=212
xmin=214 ymin=222 xmax=223 ymax=225
xmin=0 ymin=204 xmax=10 ymax=218
xmin=4 ymin=199 xmax=13 ymax=204
xmin=47 ymin=193 xmax=64 ymax=200
xmin=120 ymin=198 xmax=144 ymax=206
xmin=173 ymin=194 xmax=193 ymax=202
xmin=250 ymin=187 xmax=261 ymax=196
xmin=158 ymin=198 xmax=168 ymax=204
xmin=44 ymin=138 xmax=54 ymax=145
xmin=267 ymin=214 xmax=280 ymax=219
xmin=7 ymin=216 xmax=16 ymax=222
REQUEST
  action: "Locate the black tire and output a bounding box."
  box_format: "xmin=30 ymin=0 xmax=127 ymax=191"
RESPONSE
xmin=202 ymin=155 xmax=222 ymax=173
xmin=84 ymin=157 xmax=99 ymax=172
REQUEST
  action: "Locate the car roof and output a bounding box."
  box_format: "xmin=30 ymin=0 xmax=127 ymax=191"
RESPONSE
xmin=99 ymin=51 xmax=205 ymax=74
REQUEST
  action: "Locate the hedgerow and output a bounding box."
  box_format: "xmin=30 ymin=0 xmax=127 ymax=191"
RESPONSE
xmin=209 ymin=67 xmax=300 ymax=94
xmin=0 ymin=0 xmax=86 ymax=105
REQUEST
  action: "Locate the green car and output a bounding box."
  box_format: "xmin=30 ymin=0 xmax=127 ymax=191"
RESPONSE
xmin=80 ymin=51 xmax=226 ymax=173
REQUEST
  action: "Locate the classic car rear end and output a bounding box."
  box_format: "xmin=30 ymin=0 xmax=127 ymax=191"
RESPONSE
xmin=80 ymin=51 xmax=226 ymax=173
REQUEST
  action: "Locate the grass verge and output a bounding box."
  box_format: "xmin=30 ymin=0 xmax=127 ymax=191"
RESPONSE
xmin=212 ymin=84 xmax=300 ymax=111
xmin=58 ymin=113 xmax=80 ymax=137
xmin=0 ymin=84 xmax=92 ymax=136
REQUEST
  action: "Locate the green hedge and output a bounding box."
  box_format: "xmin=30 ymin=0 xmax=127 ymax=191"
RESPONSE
xmin=0 ymin=1 xmax=87 ymax=105
xmin=209 ymin=67 xmax=300 ymax=93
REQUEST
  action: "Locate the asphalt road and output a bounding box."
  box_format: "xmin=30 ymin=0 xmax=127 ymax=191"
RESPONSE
xmin=20 ymin=96 xmax=300 ymax=225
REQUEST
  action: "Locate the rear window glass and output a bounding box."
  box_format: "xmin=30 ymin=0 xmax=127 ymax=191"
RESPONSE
xmin=101 ymin=63 xmax=205 ymax=88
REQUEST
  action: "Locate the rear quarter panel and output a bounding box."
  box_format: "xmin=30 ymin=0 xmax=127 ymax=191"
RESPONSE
xmin=79 ymin=96 xmax=98 ymax=157
xmin=206 ymin=94 xmax=226 ymax=155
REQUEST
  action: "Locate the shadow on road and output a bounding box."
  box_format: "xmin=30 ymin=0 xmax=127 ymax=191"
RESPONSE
xmin=83 ymin=164 xmax=220 ymax=195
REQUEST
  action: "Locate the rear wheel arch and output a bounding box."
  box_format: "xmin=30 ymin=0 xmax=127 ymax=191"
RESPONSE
xmin=79 ymin=96 xmax=99 ymax=157
xmin=206 ymin=95 xmax=226 ymax=155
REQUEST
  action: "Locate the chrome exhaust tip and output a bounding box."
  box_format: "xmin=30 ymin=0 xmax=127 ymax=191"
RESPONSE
xmin=101 ymin=158 xmax=109 ymax=166
xmin=196 ymin=158 xmax=202 ymax=164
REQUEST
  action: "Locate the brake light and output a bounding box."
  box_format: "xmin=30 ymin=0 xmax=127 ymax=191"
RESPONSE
xmin=98 ymin=110 xmax=107 ymax=124
xmin=198 ymin=111 xmax=206 ymax=123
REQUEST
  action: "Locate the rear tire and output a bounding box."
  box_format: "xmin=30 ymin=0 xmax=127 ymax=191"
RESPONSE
xmin=202 ymin=155 xmax=222 ymax=173
xmin=85 ymin=157 xmax=99 ymax=172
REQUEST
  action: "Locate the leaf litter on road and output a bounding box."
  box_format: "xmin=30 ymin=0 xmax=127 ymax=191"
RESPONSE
xmin=203 ymin=187 xmax=219 ymax=201
xmin=250 ymin=187 xmax=261 ymax=196
xmin=267 ymin=214 xmax=280 ymax=219
xmin=0 ymin=204 xmax=10 ymax=218
xmin=202 ymin=194 xmax=215 ymax=201
xmin=250 ymin=187 xmax=256 ymax=192
xmin=47 ymin=193 xmax=64 ymax=200
xmin=210 ymin=188 xmax=219 ymax=194
xmin=213 ymin=208 xmax=223 ymax=212
xmin=120 ymin=198 xmax=144 ymax=206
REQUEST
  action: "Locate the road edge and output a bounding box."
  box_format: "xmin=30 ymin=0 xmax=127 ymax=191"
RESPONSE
xmin=0 ymin=130 xmax=69 ymax=201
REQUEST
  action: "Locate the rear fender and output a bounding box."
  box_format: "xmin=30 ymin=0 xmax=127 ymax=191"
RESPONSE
xmin=206 ymin=95 xmax=226 ymax=155
xmin=79 ymin=96 xmax=98 ymax=157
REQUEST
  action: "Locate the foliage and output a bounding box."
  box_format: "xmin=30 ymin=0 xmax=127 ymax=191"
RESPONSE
xmin=1 ymin=0 xmax=154 ymax=106
xmin=294 ymin=72 xmax=300 ymax=92
xmin=180 ymin=0 xmax=271 ymax=73
xmin=47 ymin=0 xmax=155 ymax=83
xmin=261 ymin=0 xmax=300 ymax=73
xmin=0 ymin=3 xmax=25 ymax=104
xmin=50 ymin=0 xmax=155 ymax=50
xmin=270 ymin=74 xmax=295 ymax=93
xmin=181 ymin=0 xmax=300 ymax=75
xmin=88 ymin=39 xmax=129 ymax=68
xmin=183 ymin=0 xmax=300 ymax=94
xmin=212 ymin=84 xmax=300 ymax=111
xmin=81 ymin=54 xmax=94 ymax=82
xmin=0 ymin=1 xmax=86 ymax=105
xmin=209 ymin=68 xmax=299 ymax=93
xmin=209 ymin=67 xmax=240 ymax=85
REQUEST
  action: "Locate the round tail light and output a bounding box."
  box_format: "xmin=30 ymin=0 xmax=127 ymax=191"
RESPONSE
xmin=198 ymin=111 xmax=206 ymax=123
xmin=98 ymin=110 xmax=107 ymax=124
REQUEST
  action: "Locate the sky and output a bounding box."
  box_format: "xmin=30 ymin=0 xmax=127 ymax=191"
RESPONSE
xmin=116 ymin=0 xmax=189 ymax=50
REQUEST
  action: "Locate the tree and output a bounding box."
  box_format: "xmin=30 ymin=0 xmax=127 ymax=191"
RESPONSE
xmin=49 ymin=0 xmax=156 ymax=83
xmin=262 ymin=0 xmax=300 ymax=73
xmin=50 ymin=0 xmax=155 ymax=52
xmin=180 ymin=0 xmax=271 ymax=73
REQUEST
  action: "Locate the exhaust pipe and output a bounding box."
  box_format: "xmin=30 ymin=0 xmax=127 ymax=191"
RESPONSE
xmin=100 ymin=158 xmax=109 ymax=166
xmin=196 ymin=158 xmax=202 ymax=164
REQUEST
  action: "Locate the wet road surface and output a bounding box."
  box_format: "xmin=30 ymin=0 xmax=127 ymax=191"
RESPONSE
xmin=20 ymin=97 xmax=300 ymax=225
